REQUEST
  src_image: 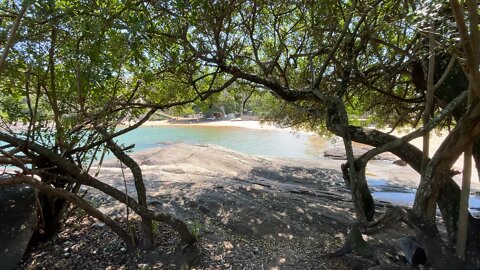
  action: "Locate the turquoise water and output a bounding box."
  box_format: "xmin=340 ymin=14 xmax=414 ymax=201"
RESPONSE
xmin=115 ymin=125 xmax=325 ymax=159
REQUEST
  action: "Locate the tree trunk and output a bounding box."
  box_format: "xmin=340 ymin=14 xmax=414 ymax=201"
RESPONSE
xmin=473 ymin=141 xmax=480 ymax=180
xmin=335 ymin=123 xmax=480 ymax=267
xmin=421 ymin=22 xmax=435 ymax=173
xmin=407 ymin=211 xmax=463 ymax=270
xmin=457 ymin=143 xmax=472 ymax=259
xmin=241 ymin=90 xmax=255 ymax=117
xmin=32 ymin=167 xmax=74 ymax=241
xmin=341 ymin=162 xmax=375 ymax=221
xmin=414 ymin=102 xmax=480 ymax=219
xmin=329 ymin=124 xmax=479 ymax=242
xmin=327 ymin=101 xmax=375 ymax=222
xmin=0 ymin=1 xmax=31 ymax=75
xmin=97 ymin=128 xmax=154 ymax=250
xmin=34 ymin=193 xmax=68 ymax=240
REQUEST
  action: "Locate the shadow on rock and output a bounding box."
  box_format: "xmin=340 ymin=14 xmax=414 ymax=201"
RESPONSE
xmin=0 ymin=184 xmax=37 ymax=270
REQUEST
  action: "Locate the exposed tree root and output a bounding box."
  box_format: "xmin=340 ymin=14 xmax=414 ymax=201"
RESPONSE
xmin=326 ymin=206 xmax=473 ymax=270
xmin=322 ymin=207 xmax=414 ymax=268
xmin=321 ymin=224 xmax=374 ymax=259
xmin=357 ymin=206 xmax=410 ymax=234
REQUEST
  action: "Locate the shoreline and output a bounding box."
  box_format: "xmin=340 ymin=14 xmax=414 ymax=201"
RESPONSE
xmin=135 ymin=120 xmax=480 ymax=191
xmin=127 ymin=119 xmax=300 ymax=132
xmin=6 ymin=119 xmax=478 ymax=191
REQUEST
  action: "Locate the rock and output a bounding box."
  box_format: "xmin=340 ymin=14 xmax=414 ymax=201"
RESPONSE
xmin=195 ymin=191 xmax=292 ymax=238
xmin=399 ymin=237 xmax=426 ymax=266
xmin=0 ymin=184 xmax=38 ymax=270
xmin=393 ymin=160 xmax=407 ymax=166
xmin=223 ymin=241 xmax=234 ymax=250
xmin=91 ymin=222 xmax=106 ymax=228
xmin=324 ymin=147 xmax=396 ymax=161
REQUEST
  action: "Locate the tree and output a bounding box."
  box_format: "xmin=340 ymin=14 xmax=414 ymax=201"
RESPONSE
xmin=2 ymin=0 xmax=480 ymax=268
xmin=147 ymin=0 xmax=480 ymax=268
xmin=0 ymin=0 xmax=236 ymax=253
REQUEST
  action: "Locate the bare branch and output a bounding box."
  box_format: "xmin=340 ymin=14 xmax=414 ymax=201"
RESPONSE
xmin=67 ymin=108 xmax=157 ymax=155
xmin=357 ymin=90 xmax=468 ymax=164
xmin=0 ymin=1 xmax=31 ymax=76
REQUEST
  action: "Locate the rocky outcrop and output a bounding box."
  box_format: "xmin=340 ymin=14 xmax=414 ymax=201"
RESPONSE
xmin=324 ymin=146 xmax=397 ymax=161
xmin=0 ymin=183 xmax=37 ymax=270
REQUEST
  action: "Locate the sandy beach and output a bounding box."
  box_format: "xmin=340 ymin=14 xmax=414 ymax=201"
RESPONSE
xmin=139 ymin=119 xmax=294 ymax=131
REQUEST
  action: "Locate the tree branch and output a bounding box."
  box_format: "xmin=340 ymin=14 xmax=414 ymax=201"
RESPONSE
xmin=0 ymin=174 xmax=136 ymax=250
xmin=357 ymin=90 xmax=468 ymax=164
xmin=0 ymin=1 xmax=31 ymax=76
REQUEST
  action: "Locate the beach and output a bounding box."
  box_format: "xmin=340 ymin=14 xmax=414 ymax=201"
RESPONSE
xmin=133 ymin=119 xmax=480 ymax=191
xmin=136 ymin=119 xmax=295 ymax=131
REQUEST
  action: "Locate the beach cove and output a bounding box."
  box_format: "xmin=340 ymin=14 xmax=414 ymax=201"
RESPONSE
xmin=16 ymin=120 xmax=480 ymax=269
xmin=117 ymin=119 xmax=480 ymax=191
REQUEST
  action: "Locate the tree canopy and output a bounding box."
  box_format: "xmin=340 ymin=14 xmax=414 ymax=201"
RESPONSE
xmin=1 ymin=0 xmax=480 ymax=268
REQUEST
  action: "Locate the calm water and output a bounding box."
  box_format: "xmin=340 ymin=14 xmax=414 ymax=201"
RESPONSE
xmin=115 ymin=125 xmax=326 ymax=159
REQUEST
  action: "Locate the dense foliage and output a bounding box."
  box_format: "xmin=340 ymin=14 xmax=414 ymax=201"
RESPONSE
xmin=1 ymin=0 xmax=480 ymax=268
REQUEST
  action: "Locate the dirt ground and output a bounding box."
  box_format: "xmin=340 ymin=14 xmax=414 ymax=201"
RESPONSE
xmin=17 ymin=143 xmax=416 ymax=270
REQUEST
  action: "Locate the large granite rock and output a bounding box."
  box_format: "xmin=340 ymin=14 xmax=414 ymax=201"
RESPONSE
xmin=0 ymin=184 xmax=37 ymax=270
xmin=324 ymin=146 xmax=397 ymax=160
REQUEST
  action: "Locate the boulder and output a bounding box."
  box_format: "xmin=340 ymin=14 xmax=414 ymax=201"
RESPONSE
xmin=393 ymin=160 xmax=408 ymax=166
xmin=399 ymin=236 xmax=426 ymax=266
xmin=324 ymin=147 xmax=397 ymax=161
xmin=0 ymin=184 xmax=37 ymax=270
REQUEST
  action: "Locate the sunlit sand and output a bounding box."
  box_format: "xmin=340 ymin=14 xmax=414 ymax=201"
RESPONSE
xmin=141 ymin=119 xmax=292 ymax=131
